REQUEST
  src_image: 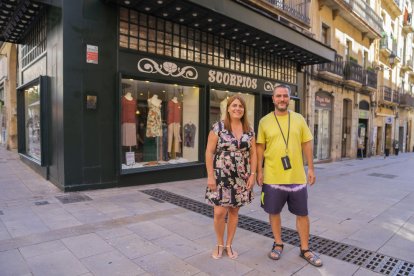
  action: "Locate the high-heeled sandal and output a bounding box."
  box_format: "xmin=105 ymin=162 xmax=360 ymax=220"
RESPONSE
xmin=212 ymin=245 xmax=224 ymax=259
xmin=226 ymin=245 xmax=238 ymax=259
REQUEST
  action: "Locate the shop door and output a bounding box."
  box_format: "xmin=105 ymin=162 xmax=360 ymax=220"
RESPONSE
xmin=358 ymin=120 xmax=368 ymax=157
xmin=384 ymin=124 xmax=392 ymax=156
xmin=376 ymin=126 xmax=382 ymax=155
xmin=341 ymin=99 xmax=352 ymax=158
xmin=399 ymin=126 xmax=404 ymax=152
xmin=262 ymin=95 xmax=274 ymax=117
xmin=314 ymin=109 xmax=331 ymax=160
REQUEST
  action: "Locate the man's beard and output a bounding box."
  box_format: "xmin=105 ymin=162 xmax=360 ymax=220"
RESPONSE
xmin=274 ymin=102 xmax=289 ymax=112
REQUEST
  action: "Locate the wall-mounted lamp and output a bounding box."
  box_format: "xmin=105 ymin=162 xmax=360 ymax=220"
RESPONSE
xmin=389 ymin=52 xmax=396 ymax=68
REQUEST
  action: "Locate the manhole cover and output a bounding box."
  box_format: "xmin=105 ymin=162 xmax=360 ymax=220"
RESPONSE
xmin=56 ymin=194 xmax=92 ymax=204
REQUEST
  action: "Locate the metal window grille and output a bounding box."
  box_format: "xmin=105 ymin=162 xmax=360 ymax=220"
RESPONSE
xmin=119 ymin=8 xmax=296 ymax=84
xmin=21 ymin=13 xmax=47 ymax=68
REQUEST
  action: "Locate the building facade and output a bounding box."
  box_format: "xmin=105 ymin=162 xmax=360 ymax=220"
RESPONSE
xmin=0 ymin=0 xmax=334 ymax=190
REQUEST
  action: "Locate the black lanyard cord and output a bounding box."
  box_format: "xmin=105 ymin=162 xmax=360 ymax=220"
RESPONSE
xmin=274 ymin=111 xmax=290 ymax=154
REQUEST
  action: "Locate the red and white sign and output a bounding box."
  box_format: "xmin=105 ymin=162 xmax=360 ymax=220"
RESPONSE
xmin=86 ymin=45 xmax=98 ymax=64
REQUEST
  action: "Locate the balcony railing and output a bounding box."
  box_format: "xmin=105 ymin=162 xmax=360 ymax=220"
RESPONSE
xmin=317 ymin=54 xmax=343 ymax=75
xmin=363 ymin=70 xmax=377 ymax=89
xmin=265 ymin=0 xmax=310 ymax=24
xmin=399 ymin=93 xmax=414 ymax=107
xmin=343 ymin=61 xmax=363 ymax=83
xmin=380 ymin=86 xmax=392 ymax=102
xmin=343 ymin=0 xmax=383 ymax=35
xmin=392 ymin=89 xmax=400 ymax=103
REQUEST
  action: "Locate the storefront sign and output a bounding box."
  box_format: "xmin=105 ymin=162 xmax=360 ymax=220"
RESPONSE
xmin=359 ymin=110 xmax=369 ymax=119
xmin=121 ymin=52 xmax=297 ymax=94
xmin=86 ymin=45 xmax=99 ymax=64
xmin=208 ymin=69 xmax=257 ymax=89
xmin=315 ymin=91 xmax=332 ymax=109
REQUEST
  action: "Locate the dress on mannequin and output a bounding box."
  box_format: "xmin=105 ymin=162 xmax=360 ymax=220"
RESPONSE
xmin=167 ymin=97 xmax=182 ymax=154
xmin=146 ymin=95 xmax=162 ymax=137
xmin=220 ymin=98 xmax=228 ymax=121
xmin=121 ymin=92 xmax=137 ymax=147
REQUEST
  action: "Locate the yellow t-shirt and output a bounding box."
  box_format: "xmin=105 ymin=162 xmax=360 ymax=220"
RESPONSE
xmin=257 ymin=111 xmax=313 ymax=184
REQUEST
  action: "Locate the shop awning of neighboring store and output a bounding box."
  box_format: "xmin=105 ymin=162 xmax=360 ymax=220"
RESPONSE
xmin=103 ymin=0 xmax=336 ymax=65
xmin=0 ymin=0 xmax=47 ymax=43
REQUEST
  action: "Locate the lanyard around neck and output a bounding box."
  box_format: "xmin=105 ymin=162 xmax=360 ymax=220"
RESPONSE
xmin=274 ymin=111 xmax=290 ymax=154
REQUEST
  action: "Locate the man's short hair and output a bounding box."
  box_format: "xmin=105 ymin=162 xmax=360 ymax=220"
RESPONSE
xmin=273 ymin=84 xmax=291 ymax=97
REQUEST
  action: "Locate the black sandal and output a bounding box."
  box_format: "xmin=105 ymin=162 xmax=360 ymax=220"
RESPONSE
xmin=268 ymin=242 xmax=284 ymax=260
xmin=300 ymin=249 xmax=323 ymax=267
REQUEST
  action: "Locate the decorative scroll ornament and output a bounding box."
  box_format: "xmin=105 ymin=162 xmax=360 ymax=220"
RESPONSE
xmin=264 ymin=81 xmax=279 ymax=92
xmin=137 ymin=58 xmax=198 ymax=79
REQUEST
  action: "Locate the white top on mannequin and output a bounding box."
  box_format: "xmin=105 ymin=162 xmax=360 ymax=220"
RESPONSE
xmin=124 ymin=92 xmax=133 ymax=101
xmin=149 ymin=94 xmax=162 ymax=107
xmin=171 ymin=96 xmax=178 ymax=103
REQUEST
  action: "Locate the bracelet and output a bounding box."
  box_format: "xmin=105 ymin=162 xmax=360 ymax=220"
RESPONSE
xmin=250 ymin=172 xmax=256 ymax=175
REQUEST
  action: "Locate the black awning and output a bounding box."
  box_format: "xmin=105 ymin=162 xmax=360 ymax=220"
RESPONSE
xmin=103 ymin=0 xmax=336 ymax=65
xmin=0 ymin=0 xmax=45 ymax=43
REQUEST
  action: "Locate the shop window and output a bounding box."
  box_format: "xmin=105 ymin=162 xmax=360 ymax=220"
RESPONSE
xmin=209 ymin=89 xmax=255 ymax=129
xmin=17 ymin=76 xmax=48 ymax=165
xmin=120 ymin=79 xmax=200 ymax=171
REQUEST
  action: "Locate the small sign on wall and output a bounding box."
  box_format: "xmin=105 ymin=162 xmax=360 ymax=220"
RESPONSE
xmin=125 ymin=151 xmax=135 ymax=166
xmin=86 ymin=45 xmax=98 ymax=64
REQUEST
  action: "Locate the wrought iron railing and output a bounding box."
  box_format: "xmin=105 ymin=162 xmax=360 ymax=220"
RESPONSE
xmin=392 ymin=89 xmax=400 ymax=103
xmin=317 ymin=54 xmax=343 ymax=75
xmin=343 ymin=61 xmax=363 ymax=83
xmin=380 ymin=86 xmax=392 ymax=102
xmin=265 ymin=0 xmax=310 ymax=24
xmin=363 ymin=70 xmax=377 ymax=88
xmin=399 ymin=93 xmax=414 ymax=106
xmin=342 ymin=0 xmax=382 ymax=35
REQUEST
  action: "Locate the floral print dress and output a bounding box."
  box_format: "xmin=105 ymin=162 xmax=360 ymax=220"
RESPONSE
xmin=205 ymin=121 xmax=254 ymax=207
xmin=146 ymin=100 xmax=162 ymax=137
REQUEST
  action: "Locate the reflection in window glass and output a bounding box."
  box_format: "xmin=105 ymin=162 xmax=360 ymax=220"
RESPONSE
xmin=120 ymin=79 xmax=199 ymax=170
xmin=24 ymin=84 xmax=41 ymax=161
xmin=209 ymin=89 xmax=255 ymax=128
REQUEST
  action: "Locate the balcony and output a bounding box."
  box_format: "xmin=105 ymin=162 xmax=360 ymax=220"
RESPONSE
xmin=343 ymin=61 xmax=364 ymax=87
xmin=401 ymin=56 xmax=413 ymax=73
xmin=362 ymin=69 xmax=378 ymax=93
xmin=319 ymin=0 xmax=382 ymax=39
xmin=392 ymin=89 xmax=400 ymax=103
xmin=317 ymin=54 xmax=343 ymax=81
xmin=399 ymin=93 xmax=414 ymax=108
xmin=381 ymin=0 xmax=402 ymax=19
xmin=402 ymin=13 xmax=414 ymax=33
xmin=380 ymin=34 xmax=393 ymax=56
xmin=379 ymin=85 xmax=393 ymax=104
xmin=243 ymin=0 xmax=311 ymax=26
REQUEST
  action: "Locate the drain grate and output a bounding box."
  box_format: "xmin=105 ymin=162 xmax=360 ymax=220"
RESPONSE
xmin=148 ymin=197 xmax=165 ymax=203
xmin=368 ymin=173 xmax=398 ymax=179
xmin=34 ymin=201 xmax=49 ymax=206
xmin=141 ymin=188 xmax=414 ymax=276
xmin=55 ymin=193 xmax=92 ymax=204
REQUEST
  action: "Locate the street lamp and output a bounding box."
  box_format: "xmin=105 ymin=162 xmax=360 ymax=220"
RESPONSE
xmin=389 ymin=52 xmax=396 ymax=68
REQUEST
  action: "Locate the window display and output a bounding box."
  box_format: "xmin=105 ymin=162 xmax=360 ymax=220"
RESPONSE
xmin=209 ymin=89 xmax=255 ymax=128
xmin=120 ymin=79 xmax=199 ymax=170
xmin=24 ymin=84 xmax=41 ymax=161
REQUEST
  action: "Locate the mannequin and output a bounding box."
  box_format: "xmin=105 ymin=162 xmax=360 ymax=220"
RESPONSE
xmin=220 ymin=97 xmax=228 ymax=121
xmin=146 ymin=94 xmax=162 ymax=137
xmin=167 ymin=96 xmax=182 ymax=156
xmin=121 ymin=92 xmax=137 ymax=147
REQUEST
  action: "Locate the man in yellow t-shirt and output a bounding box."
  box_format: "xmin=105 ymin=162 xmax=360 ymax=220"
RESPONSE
xmin=256 ymin=84 xmax=322 ymax=267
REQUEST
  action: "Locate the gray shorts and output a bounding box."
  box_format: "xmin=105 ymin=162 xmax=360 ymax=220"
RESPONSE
xmin=260 ymin=184 xmax=308 ymax=216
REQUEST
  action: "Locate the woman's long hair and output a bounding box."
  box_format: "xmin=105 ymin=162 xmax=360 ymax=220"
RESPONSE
xmin=223 ymin=95 xmax=250 ymax=133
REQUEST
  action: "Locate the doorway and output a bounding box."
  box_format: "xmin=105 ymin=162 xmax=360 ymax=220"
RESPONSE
xmin=341 ymin=99 xmax=352 ymax=158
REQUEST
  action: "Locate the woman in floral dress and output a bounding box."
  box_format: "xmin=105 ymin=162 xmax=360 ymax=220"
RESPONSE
xmin=205 ymin=95 xmax=257 ymax=260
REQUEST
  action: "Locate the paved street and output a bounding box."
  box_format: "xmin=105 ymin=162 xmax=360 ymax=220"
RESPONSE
xmin=0 ymin=147 xmax=413 ymax=276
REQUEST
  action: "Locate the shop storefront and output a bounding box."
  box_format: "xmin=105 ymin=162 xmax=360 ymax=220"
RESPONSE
xmin=2 ymin=0 xmax=334 ymax=190
xmin=358 ymin=100 xmax=370 ymax=157
xmin=313 ymin=91 xmax=332 ymax=160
